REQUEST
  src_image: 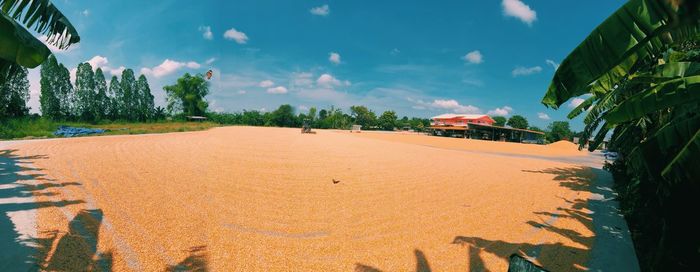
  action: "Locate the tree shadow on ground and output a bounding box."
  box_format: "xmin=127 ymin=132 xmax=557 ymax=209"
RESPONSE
xmin=450 ymin=166 xmax=632 ymax=271
xmin=1 ymin=149 xmax=112 ymax=271
xmin=355 ymin=249 xmax=433 ymax=272
xmin=354 ymin=166 xmax=632 ymax=271
xmin=166 ymin=245 xmax=209 ymax=272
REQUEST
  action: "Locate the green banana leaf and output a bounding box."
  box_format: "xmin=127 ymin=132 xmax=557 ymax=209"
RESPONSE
xmin=1 ymin=0 xmax=80 ymax=49
xmin=567 ymin=95 xmax=596 ymax=119
xmin=542 ymin=0 xmax=700 ymax=108
xmin=0 ymin=11 xmax=50 ymax=68
xmin=605 ymin=75 xmax=700 ymax=124
xmin=661 ymin=128 xmax=700 ymax=183
xmin=631 ymin=113 xmax=700 ymax=178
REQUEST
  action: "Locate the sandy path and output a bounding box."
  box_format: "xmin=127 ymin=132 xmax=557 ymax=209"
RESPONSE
xmin=1 ymin=126 xmax=634 ymax=271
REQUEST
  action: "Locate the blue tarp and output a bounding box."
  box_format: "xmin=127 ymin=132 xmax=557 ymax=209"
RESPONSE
xmin=54 ymin=126 xmax=106 ymax=137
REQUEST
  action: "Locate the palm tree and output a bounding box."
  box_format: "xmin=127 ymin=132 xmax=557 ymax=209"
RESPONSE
xmin=541 ymin=0 xmax=700 ymax=270
xmin=0 ymin=0 xmax=80 ymax=84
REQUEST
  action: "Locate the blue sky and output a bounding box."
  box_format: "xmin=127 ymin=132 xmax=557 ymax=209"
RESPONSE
xmin=28 ymin=0 xmax=627 ymax=130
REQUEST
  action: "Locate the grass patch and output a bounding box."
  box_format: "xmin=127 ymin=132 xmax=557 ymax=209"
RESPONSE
xmin=1 ymin=117 xmax=220 ymax=140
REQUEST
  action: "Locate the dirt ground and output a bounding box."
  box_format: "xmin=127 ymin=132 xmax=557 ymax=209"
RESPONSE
xmin=2 ymin=126 xmax=606 ymax=271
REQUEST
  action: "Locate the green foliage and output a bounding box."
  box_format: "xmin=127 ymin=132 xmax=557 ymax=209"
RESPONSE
xmin=492 ymin=116 xmax=507 ymax=126
xmin=541 ymin=0 xmax=700 ymax=108
xmin=269 ymin=104 xmax=297 ymax=127
xmin=377 ymin=110 xmax=398 ymax=131
xmin=36 ymin=58 xmax=155 ymax=123
xmin=0 ymin=65 xmax=29 ymax=118
xmin=542 ymin=1 xmax=700 ymax=269
xmin=506 ymin=115 xmax=528 ymax=129
xmin=108 ymin=76 xmax=121 ymax=119
xmin=546 ymin=121 xmax=572 ymax=142
xmin=74 ymin=62 xmax=95 ymax=121
xmin=350 ymin=105 xmax=377 ymax=128
xmin=39 ymin=55 xmax=60 ymax=119
xmin=0 ymin=0 xmax=80 ymax=84
xmin=120 ymin=69 xmax=138 ymax=120
xmin=0 ymin=116 xmax=58 ymax=139
xmin=163 ymin=73 xmax=209 ymax=116
xmin=528 ymin=126 xmax=544 ymax=133
xmin=93 ymin=68 xmax=108 ymax=121
xmin=136 ymin=75 xmax=154 ymax=121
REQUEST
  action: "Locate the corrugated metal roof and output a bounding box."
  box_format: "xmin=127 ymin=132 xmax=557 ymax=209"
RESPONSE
xmin=431 ymin=114 xmax=489 ymax=120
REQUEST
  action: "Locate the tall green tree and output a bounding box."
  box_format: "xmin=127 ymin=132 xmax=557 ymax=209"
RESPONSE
xmin=318 ymin=109 xmax=328 ymax=120
xmin=546 ymin=121 xmax=572 ymax=142
xmin=492 ymin=116 xmax=507 ymax=127
xmin=506 ymin=115 xmax=528 ymax=129
xmin=136 ymin=74 xmax=154 ymax=121
xmin=270 ymin=104 xmax=297 ymax=127
xmin=163 ymin=73 xmax=209 ymax=116
xmin=0 ymin=0 xmax=80 ymax=85
xmin=108 ymin=76 xmax=122 ymax=119
xmin=74 ymin=62 xmax=95 ymax=121
xmin=120 ymin=69 xmax=138 ymax=121
xmin=93 ymin=68 xmax=109 ymax=121
xmin=39 ymin=55 xmax=61 ymax=119
xmin=0 ymin=66 xmax=29 ymax=118
xmin=350 ymin=105 xmax=377 ymax=128
xmin=378 ymin=110 xmax=398 ymax=131
xmin=56 ymin=63 xmax=73 ymax=119
xmin=540 ymin=1 xmax=700 ymax=269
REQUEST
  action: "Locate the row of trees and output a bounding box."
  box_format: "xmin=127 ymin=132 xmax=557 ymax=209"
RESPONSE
xmin=207 ymin=104 xmax=432 ymax=131
xmin=40 ymin=55 xmax=158 ymax=122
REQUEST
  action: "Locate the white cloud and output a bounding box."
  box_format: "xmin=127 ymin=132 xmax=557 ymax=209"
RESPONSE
xmin=223 ymin=28 xmax=249 ymax=44
xmin=512 ymin=66 xmax=542 ymax=77
xmin=109 ymin=66 xmax=126 ymax=77
xmin=310 ymin=4 xmax=330 ymax=16
xmin=205 ymin=58 xmax=217 ymax=65
xmin=79 ymin=56 xmax=125 ymax=77
xmin=487 ymin=106 xmax=513 ymax=116
xmin=390 ymin=48 xmax=400 ymax=56
xmin=429 ymin=99 xmax=481 ymax=114
xmin=199 ymin=26 xmax=213 ymax=40
xmin=538 ymin=112 xmax=551 ymax=120
xmin=87 ymin=56 xmax=109 ymax=68
xmin=39 ymin=35 xmax=80 ymax=55
xmin=291 ymin=72 xmax=314 ymax=87
xmin=463 ymin=50 xmax=483 ymax=64
xmin=546 ymin=59 xmax=560 ymax=70
xmin=316 ymin=73 xmax=350 ymax=87
xmin=140 ymin=59 xmax=200 ymax=78
xmin=81 ymin=9 xmax=90 ymax=16
xmin=568 ymin=97 xmax=586 ymax=108
xmin=259 ymin=80 xmax=275 ymax=88
xmin=186 ymin=61 xmax=201 ymax=69
xmin=267 ymin=86 xmax=288 ymax=94
xmin=502 ymin=0 xmax=537 ymax=25
xmin=298 ymin=105 xmax=309 ymax=111
xmin=329 ymin=52 xmax=341 ymax=64
xmin=237 ymin=90 xmax=247 ymax=95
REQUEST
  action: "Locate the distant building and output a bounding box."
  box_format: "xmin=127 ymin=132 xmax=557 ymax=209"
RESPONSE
xmin=429 ymin=113 xmax=544 ymax=144
xmin=430 ymin=114 xmax=495 ymax=126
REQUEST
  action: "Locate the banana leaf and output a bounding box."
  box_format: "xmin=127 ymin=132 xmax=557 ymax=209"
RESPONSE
xmin=0 ymin=10 xmax=49 ymax=68
xmin=1 ymin=0 xmax=80 ymax=49
xmin=605 ymin=75 xmax=700 ymax=124
xmin=567 ymin=95 xmax=596 ymax=119
xmin=542 ymin=0 xmax=700 ymax=108
xmin=661 ymin=128 xmax=700 ymax=183
xmin=632 ymin=113 xmax=700 ymax=178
